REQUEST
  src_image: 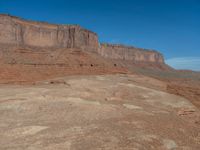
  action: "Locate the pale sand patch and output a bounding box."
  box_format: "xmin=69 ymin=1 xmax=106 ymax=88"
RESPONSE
xmin=123 ymin=104 xmax=143 ymax=110
xmin=163 ymin=139 xmax=177 ymax=150
xmin=0 ymin=102 xmax=23 ymax=110
xmin=44 ymin=141 xmax=71 ymax=150
xmin=139 ymin=134 xmax=158 ymax=142
xmin=28 ymin=141 xmax=72 ymax=150
xmin=151 ymin=110 xmax=169 ymax=114
xmin=96 ymin=76 xmax=106 ymax=81
xmin=66 ymin=97 xmax=100 ymax=105
xmin=161 ymin=100 xmax=193 ymax=109
xmin=129 ymin=132 xmax=158 ymax=143
xmin=118 ymin=83 xmax=163 ymax=93
xmin=6 ymin=126 xmax=48 ymax=137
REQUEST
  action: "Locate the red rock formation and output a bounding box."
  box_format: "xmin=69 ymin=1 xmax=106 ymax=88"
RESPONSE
xmin=0 ymin=14 xmax=172 ymax=83
xmin=0 ymin=14 xmax=98 ymax=51
xmin=0 ymin=14 xmax=165 ymax=65
xmin=98 ymin=43 xmax=164 ymax=64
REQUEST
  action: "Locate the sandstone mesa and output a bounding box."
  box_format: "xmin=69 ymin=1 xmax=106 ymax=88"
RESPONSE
xmin=0 ymin=14 xmax=164 ymax=64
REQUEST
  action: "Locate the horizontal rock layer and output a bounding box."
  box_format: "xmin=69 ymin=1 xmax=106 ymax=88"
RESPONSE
xmin=0 ymin=14 xmax=165 ymax=64
xmin=0 ymin=14 xmax=98 ymax=51
xmin=98 ymin=44 xmax=164 ymax=63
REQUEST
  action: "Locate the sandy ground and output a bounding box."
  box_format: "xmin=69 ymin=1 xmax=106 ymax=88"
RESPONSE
xmin=0 ymin=74 xmax=200 ymax=150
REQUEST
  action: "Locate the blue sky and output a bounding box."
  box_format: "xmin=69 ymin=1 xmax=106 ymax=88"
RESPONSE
xmin=0 ymin=0 xmax=200 ymax=71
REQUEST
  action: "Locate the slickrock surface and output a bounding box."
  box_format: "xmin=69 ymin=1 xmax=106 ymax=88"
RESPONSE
xmin=0 ymin=74 xmax=200 ymax=150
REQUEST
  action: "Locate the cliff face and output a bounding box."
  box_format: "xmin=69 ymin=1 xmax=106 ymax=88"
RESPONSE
xmin=0 ymin=14 xmax=165 ymax=65
xmin=0 ymin=14 xmax=98 ymax=51
xmin=98 ymin=44 xmax=164 ymax=63
xmin=0 ymin=14 xmax=171 ymax=83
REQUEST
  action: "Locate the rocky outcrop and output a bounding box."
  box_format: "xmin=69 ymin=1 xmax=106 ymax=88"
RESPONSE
xmin=0 ymin=14 xmax=98 ymax=51
xmin=0 ymin=14 xmax=165 ymax=65
xmin=98 ymin=43 xmax=164 ymax=63
xmin=0 ymin=14 xmax=175 ymax=84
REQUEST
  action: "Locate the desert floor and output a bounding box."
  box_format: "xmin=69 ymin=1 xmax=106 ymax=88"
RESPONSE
xmin=0 ymin=74 xmax=200 ymax=150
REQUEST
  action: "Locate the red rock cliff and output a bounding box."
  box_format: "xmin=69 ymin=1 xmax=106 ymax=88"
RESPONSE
xmin=0 ymin=14 xmax=99 ymax=51
xmin=0 ymin=14 xmax=165 ymax=64
xmin=98 ymin=43 xmax=164 ymax=63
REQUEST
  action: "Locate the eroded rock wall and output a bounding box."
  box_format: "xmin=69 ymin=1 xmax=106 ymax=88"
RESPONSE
xmin=98 ymin=43 xmax=164 ymax=63
xmin=0 ymin=14 xmax=98 ymax=51
xmin=0 ymin=14 xmax=165 ymax=64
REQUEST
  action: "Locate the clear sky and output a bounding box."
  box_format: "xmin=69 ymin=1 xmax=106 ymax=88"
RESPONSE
xmin=0 ymin=0 xmax=200 ymax=71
